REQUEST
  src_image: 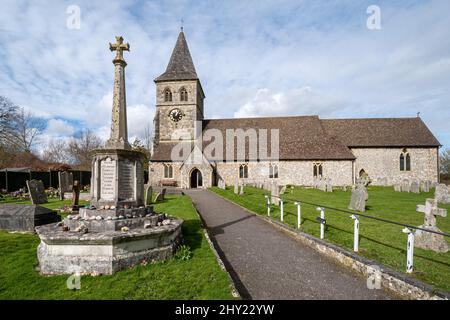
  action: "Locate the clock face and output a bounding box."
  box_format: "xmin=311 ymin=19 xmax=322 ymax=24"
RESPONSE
xmin=169 ymin=108 xmax=183 ymax=122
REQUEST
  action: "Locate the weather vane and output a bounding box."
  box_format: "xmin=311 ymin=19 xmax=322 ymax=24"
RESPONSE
xmin=180 ymin=18 xmax=184 ymax=31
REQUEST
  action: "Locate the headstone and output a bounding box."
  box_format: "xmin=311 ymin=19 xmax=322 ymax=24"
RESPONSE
xmin=415 ymin=198 xmax=449 ymax=252
xmin=58 ymin=171 xmax=73 ymax=200
xmin=271 ymin=182 xmax=280 ymax=206
xmin=420 ymin=180 xmax=430 ymax=193
xmin=218 ymin=179 xmax=226 ymax=190
xmin=348 ymin=185 xmax=368 ymax=212
xmin=342 ymin=186 xmax=347 ymax=192
xmin=26 ymin=180 xmax=48 ymax=205
xmin=154 ymin=192 xmax=164 ymax=203
xmin=326 ymin=179 xmax=333 ymax=192
xmin=72 ymin=180 xmax=80 ymax=211
xmin=234 ymin=183 xmax=239 ymax=195
xmin=239 ymin=184 xmax=244 ymax=195
xmin=401 ymin=179 xmax=410 ymax=193
xmin=394 ymin=184 xmax=402 ymax=192
xmin=161 ymin=188 xmax=167 ymax=200
xmin=319 ymin=177 xmax=327 ymax=192
xmin=0 ymin=204 xmax=60 ymax=231
xmin=435 ymin=184 xmax=450 ymax=204
xmin=410 ymin=181 xmax=420 ymax=194
xmin=280 ymin=185 xmax=287 ymax=195
xmin=144 ymin=185 xmax=153 ymax=206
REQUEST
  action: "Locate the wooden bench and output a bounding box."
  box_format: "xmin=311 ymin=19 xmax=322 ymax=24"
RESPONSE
xmin=160 ymin=180 xmax=177 ymax=187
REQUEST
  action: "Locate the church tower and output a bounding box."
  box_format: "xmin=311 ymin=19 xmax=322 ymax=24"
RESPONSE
xmin=153 ymin=30 xmax=205 ymax=145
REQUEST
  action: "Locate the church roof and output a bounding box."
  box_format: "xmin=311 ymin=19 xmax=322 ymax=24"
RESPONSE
xmin=321 ymin=117 xmax=441 ymax=148
xmin=151 ymin=116 xmax=440 ymax=162
xmin=155 ymin=31 xmax=198 ymax=82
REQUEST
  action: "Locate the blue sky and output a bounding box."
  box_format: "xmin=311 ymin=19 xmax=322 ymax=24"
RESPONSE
xmin=0 ymin=0 xmax=449 ymax=150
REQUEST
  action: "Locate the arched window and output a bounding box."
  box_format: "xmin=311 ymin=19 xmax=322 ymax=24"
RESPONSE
xmin=164 ymin=88 xmax=172 ymax=102
xmin=313 ymin=163 xmax=323 ymax=177
xmin=164 ymin=163 xmax=173 ymax=178
xmin=269 ymin=164 xmax=278 ymax=179
xmin=400 ymin=152 xmax=411 ymax=171
xmin=239 ymin=164 xmax=248 ymax=179
xmin=180 ymin=88 xmax=188 ymax=101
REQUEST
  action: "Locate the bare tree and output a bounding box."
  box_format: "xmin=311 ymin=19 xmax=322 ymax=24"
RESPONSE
xmin=0 ymin=96 xmax=18 ymax=150
xmin=67 ymin=129 xmax=103 ymax=170
xmin=11 ymin=107 xmax=46 ymax=152
xmin=143 ymin=122 xmax=153 ymax=153
xmin=42 ymin=138 xmax=70 ymax=164
xmin=440 ymin=148 xmax=450 ymax=174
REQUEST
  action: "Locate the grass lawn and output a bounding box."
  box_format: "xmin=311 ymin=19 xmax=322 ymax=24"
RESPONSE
xmin=211 ymin=186 xmax=450 ymax=292
xmin=0 ymin=195 xmax=235 ymax=299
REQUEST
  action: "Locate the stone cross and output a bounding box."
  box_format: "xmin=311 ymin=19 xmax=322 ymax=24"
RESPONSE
xmin=106 ymin=36 xmax=131 ymax=150
xmin=109 ymin=36 xmax=130 ymax=62
xmin=415 ymin=198 xmax=449 ymax=252
xmin=416 ymin=198 xmax=447 ymax=228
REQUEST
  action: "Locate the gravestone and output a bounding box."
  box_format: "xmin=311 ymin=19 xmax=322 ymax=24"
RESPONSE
xmin=154 ymin=192 xmax=164 ymax=203
xmin=319 ymin=177 xmax=327 ymax=192
xmin=326 ymin=179 xmax=333 ymax=192
xmin=348 ymin=185 xmax=368 ymax=212
xmin=218 ymin=179 xmax=226 ymax=190
xmin=394 ymin=184 xmax=401 ymax=192
xmin=26 ymin=180 xmax=48 ymax=205
xmin=144 ymin=185 xmax=153 ymax=206
xmin=401 ymin=179 xmax=410 ymax=193
xmin=239 ymin=184 xmax=244 ymax=195
xmin=410 ymin=181 xmax=420 ymax=194
xmin=72 ymin=180 xmax=80 ymax=211
xmin=421 ymin=180 xmax=431 ymax=193
xmin=435 ymin=184 xmax=450 ymax=204
xmin=415 ymin=198 xmax=449 ymax=252
xmin=58 ymin=171 xmax=73 ymax=200
xmin=280 ymin=185 xmax=287 ymax=195
xmin=234 ymin=183 xmax=239 ymax=195
xmin=271 ymin=182 xmax=280 ymax=206
xmin=0 ymin=204 xmax=60 ymax=232
xmin=161 ymin=188 xmax=167 ymax=200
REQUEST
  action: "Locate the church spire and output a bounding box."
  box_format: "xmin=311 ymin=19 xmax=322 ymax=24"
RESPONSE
xmin=155 ymin=30 xmax=198 ymax=82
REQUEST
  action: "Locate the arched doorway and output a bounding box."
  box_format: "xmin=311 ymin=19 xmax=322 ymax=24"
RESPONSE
xmin=190 ymin=169 xmax=203 ymax=188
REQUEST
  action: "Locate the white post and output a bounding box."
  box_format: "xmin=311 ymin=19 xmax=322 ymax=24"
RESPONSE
xmin=265 ymin=195 xmax=270 ymax=217
xmin=402 ymin=228 xmax=414 ymax=273
xmin=317 ymin=207 xmax=325 ymax=239
xmin=280 ymin=199 xmax=284 ymax=222
xmin=295 ymin=202 xmax=301 ymax=229
xmin=351 ymin=215 xmax=359 ymax=252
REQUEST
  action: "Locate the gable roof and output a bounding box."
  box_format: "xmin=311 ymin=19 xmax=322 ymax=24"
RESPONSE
xmin=151 ymin=116 xmax=356 ymax=162
xmin=321 ymin=117 xmax=441 ymax=148
xmin=155 ymin=31 xmax=198 ymax=82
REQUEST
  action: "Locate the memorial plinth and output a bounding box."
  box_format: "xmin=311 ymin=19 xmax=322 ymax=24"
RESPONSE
xmin=90 ymin=148 xmax=145 ymax=209
xmin=35 ymin=36 xmax=183 ymax=275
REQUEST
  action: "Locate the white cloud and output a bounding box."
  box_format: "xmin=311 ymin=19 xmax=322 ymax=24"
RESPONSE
xmin=45 ymin=119 xmax=75 ymax=137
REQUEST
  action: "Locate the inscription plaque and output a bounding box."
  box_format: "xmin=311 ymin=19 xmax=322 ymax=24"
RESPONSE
xmin=118 ymin=160 xmax=134 ymax=200
xmin=101 ymin=158 xmax=116 ymax=200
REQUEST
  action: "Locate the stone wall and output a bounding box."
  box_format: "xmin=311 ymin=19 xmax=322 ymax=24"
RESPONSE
xmin=351 ymin=147 xmax=439 ymax=185
xmin=155 ymin=80 xmax=204 ymax=142
xmin=215 ymin=160 xmax=353 ymax=187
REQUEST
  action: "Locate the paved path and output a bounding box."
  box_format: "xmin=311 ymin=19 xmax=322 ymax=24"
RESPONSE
xmin=185 ymin=189 xmax=395 ymax=300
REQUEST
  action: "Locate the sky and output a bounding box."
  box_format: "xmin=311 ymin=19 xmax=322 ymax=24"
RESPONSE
xmin=0 ymin=0 xmax=449 ymax=151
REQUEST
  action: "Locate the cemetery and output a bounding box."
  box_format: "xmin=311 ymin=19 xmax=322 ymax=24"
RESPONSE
xmin=211 ymin=184 xmax=450 ymax=292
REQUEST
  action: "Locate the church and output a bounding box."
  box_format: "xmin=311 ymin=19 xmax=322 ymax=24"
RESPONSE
xmin=149 ymin=31 xmax=441 ymax=189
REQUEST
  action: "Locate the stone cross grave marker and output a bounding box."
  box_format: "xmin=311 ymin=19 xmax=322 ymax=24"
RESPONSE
xmin=348 ymin=185 xmax=368 ymax=212
xmin=58 ymin=171 xmax=73 ymax=200
xmin=415 ymin=198 xmax=449 ymax=252
xmin=26 ymin=180 xmax=48 ymax=205
xmin=144 ymin=185 xmax=153 ymax=206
